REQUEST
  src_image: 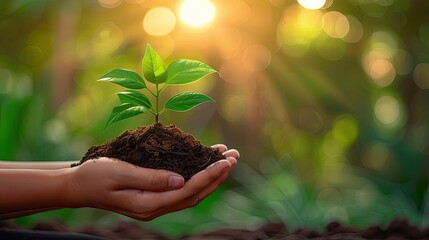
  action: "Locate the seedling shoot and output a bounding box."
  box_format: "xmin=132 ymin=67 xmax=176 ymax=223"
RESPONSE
xmin=98 ymin=44 xmax=217 ymax=127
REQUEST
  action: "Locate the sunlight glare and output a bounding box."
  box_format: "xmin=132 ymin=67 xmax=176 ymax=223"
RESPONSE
xmin=178 ymin=0 xmax=216 ymax=28
xmin=297 ymin=0 xmax=326 ymax=10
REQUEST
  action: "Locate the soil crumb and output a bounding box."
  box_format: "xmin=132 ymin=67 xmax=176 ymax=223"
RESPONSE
xmin=73 ymin=123 xmax=224 ymax=181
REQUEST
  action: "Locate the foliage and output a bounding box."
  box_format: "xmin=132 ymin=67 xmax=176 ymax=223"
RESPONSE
xmin=98 ymin=44 xmax=217 ymax=126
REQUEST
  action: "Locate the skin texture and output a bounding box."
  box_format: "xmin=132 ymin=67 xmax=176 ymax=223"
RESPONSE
xmin=0 ymin=144 xmax=239 ymax=221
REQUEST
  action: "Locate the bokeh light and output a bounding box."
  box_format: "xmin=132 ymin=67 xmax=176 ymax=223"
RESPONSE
xmin=355 ymin=185 xmax=378 ymax=208
xmin=242 ymin=44 xmax=272 ymax=71
xmin=43 ymin=119 xmax=67 ymax=143
xmin=367 ymin=59 xmax=396 ymax=87
xmin=143 ymin=7 xmax=176 ymax=36
xmin=93 ymin=22 xmax=123 ymax=55
xmin=297 ymin=0 xmax=326 ymax=10
xmin=322 ymin=11 xmax=350 ymax=39
xmin=374 ymin=95 xmax=401 ymax=126
xmin=361 ymin=142 xmax=390 ymax=171
xmin=98 ymin=0 xmax=122 ymax=8
xmin=178 ymin=0 xmax=216 ymax=28
xmin=342 ymin=15 xmax=363 ymax=43
xmin=332 ymin=114 xmax=358 ymax=145
xmin=413 ymin=63 xmax=429 ymax=89
xmin=370 ymin=31 xmax=397 ymax=58
xmin=363 ymin=31 xmax=399 ymax=87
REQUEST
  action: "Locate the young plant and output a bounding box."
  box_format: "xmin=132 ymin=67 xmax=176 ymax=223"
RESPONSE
xmin=98 ymin=44 xmax=217 ymax=127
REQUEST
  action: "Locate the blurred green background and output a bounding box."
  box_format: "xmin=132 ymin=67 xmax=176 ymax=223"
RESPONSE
xmin=1 ymin=0 xmax=429 ymax=237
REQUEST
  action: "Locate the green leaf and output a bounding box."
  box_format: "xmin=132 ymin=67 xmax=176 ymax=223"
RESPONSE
xmin=165 ymin=59 xmax=217 ymax=85
xmin=106 ymin=103 xmax=146 ymax=127
xmin=98 ymin=69 xmax=146 ymax=89
xmin=117 ymin=90 xmax=152 ymax=109
xmin=164 ymin=92 xmax=215 ymax=112
xmin=142 ymin=44 xmax=166 ymax=84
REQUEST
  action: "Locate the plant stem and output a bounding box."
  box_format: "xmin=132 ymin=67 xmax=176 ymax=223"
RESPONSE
xmin=155 ymin=82 xmax=159 ymax=123
xmin=146 ymin=88 xmax=156 ymax=98
xmin=158 ymin=84 xmax=167 ymax=93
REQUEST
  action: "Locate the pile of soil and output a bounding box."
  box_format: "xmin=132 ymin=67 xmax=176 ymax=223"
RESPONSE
xmin=1 ymin=218 xmax=428 ymax=239
xmin=72 ymin=123 xmax=224 ymax=181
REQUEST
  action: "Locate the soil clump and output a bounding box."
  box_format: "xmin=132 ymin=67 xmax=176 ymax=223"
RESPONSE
xmin=72 ymin=123 xmax=224 ymax=181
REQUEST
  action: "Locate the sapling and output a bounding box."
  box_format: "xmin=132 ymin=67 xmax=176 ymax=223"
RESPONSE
xmin=98 ymin=44 xmax=217 ymax=127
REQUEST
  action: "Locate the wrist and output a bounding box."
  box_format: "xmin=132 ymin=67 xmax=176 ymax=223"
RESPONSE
xmin=59 ymin=166 xmax=82 ymax=208
xmin=54 ymin=167 xmax=74 ymax=208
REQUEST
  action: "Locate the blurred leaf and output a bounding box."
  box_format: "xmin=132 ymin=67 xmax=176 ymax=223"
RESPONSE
xmin=165 ymin=60 xmax=217 ymax=85
xmin=98 ymin=69 xmax=146 ymax=89
xmin=164 ymin=92 xmax=214 ymax=112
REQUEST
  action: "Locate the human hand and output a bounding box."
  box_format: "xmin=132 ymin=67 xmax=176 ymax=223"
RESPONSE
xmin=66 ymin=144 xmax=238 ymax=221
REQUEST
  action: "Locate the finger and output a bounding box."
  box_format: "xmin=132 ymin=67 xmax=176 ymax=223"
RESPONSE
xmin=223 ymin=149 xmax=240 ymax=159
xmin=211 ymin=144 xmax=228 ymax=153
xmin=225 ymin=157 xmax=238 ymax=169
xmin=119 ymin=160 xmax=236 ymax=220
xmin=187 ymin=157 xmax=237 ymax=206
xmin=160 ymin=165 xmax=233 ymax=214
xmin=190 ymin=168 xmax=231 ymax=207
xmin=155 ymin=160 xmax=231 ymax=205
xmin=116 ymin=170 xmax=229 ymax=221
xmin=118 ymin=159 xmax=234 ymax=218
xmin=117 ymin=165 xmax=185 ymax=192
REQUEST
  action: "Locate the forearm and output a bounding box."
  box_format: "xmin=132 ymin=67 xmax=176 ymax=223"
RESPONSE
xmin=0 ymin=161 xmax=77 ymax=170
xmin=0 ymin=168 xmax=70 ymax=214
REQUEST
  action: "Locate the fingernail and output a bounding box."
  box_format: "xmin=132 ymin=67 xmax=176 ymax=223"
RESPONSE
xmin=169 ymin=175 xmax=184 ymax=188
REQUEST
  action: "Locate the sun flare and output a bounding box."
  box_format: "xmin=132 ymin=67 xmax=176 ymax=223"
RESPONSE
xmin=178 ymin=0 xmax=216 ymax=28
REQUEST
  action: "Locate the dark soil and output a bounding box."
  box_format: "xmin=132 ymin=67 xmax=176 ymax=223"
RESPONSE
xmin=72 ymin=123 xmax=224 ymax=181
xmin=2 ymin=218 xmax=429 ymax=240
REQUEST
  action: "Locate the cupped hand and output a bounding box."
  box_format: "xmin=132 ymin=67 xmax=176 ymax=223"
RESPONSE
xmin=66 ymin=145 xmax=239 ymax=221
